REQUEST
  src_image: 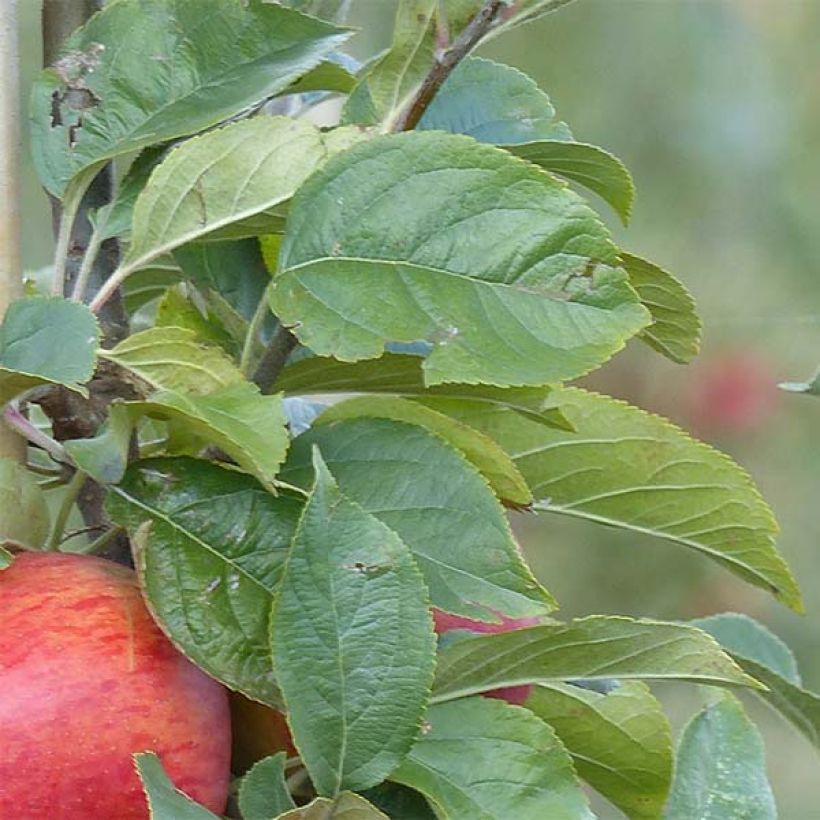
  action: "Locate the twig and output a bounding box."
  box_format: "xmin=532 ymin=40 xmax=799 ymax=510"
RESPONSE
xmin=391 ymin=0 xmax=506 ymax=132
xmin=252 ymin=325 xmax=299 ymax=394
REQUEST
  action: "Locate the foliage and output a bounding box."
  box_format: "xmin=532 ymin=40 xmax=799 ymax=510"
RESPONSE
xmin=8 ymin=0 xmax=816 ymax=817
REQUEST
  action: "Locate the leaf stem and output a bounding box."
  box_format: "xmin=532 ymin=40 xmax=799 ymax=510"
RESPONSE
xmin=391 ymin=0 xmax=506 ymax=132
xmin=240 ymin=291 xmax=272 ymax=376
xmin=3 ymin=404 xmax=68 ymax=464
xmin=67 ymin=525 xmax=124 ymax=555
xmin=51 ymin=172 xmax=94 ymax=296
xmin=46 ymin=468 xmax=87 ymax=551
xmin=88 ymin=262 xmax=129 ymax=314
xmin=252 ymin=324 xmax=299 ymax=393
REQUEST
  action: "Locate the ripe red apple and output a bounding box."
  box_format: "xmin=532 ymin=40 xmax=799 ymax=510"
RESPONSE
xmin=432 ymin=609 xmax=540 ymax=705
xmin=0 ymin=551 xmax=231 ymax=819
xmin=230 ymin=691 xmax=296 ymax=774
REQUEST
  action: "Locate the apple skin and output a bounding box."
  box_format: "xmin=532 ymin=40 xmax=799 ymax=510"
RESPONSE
xmin=0 ymin=551 xmax=231 ymax=819
xmin=432 ymin=609 xmax=540 ymax=705
xmin=230 ymin=691 xmax=296 ymax=774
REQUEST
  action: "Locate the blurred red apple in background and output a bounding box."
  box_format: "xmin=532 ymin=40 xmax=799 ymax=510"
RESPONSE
xmin=682 ymin=349 xmax=780 ymax=438
xmin=230 ymin=691 xmax=296 ymax=773
xmin=0 ymin=552 xmax=231 ymax=819
xmin=432 ymin=609 xmax=540 ymax=705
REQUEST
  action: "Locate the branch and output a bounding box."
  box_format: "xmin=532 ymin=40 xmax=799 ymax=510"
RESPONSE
xmin=0 ymin=1 xmax=26 ymax=462
xmin=392 ymin=0 xmax=506 ymax=133
xmin=252 ymin=326 xmax=300 ymax=394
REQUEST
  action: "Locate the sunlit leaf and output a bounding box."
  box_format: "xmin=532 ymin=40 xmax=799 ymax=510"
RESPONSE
xmin=272 ymin=132 xmax=649 ymax=387
xmin=431 ymin=617 xmax=761 ymax=703
xmin=527 ymin=682 xmax=672 ymax=819
xmin=276 ymin=792 xmax=388 ymax=819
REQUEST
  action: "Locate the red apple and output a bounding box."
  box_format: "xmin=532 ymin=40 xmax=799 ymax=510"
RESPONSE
xmin=432 ymin=609 xmax=540 ymax=705
xmin=230 ymin=691 xmax=296 ymax=774
xmin=0 ymin=551 xmax=231 ymax=819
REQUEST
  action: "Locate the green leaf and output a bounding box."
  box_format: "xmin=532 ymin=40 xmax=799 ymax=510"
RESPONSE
xmin=133 ymin=752 xmax=219 ymax=820
xmin=31 ymin=0 xmax=350 ymax=197
xmin=665 ymin=694 xmax=776 ymax=820
xmin=693 ymin=613 xmax=820 ymax=748
xmin=275 ymin=793 xmax=388 ymax=819
xmin=0 ymin=460 xmax=50 ymax=549
xmin=417 ymin=58 xmax=634 ymax=223
xmin=417 ymin=58 xmax=571 ymax=144
xmin=508 ymin=141 xmax=635 ymax=226
xmin=277 ymin=353 xmax=571 ymax=429
xmin=93 ymin=146 xmax=166 ymax=243
xmin=272 ymin=132 xmax=649 ymax=387
xmin=155 ymin=288 xmax=238 ymax=355
xmin=289 ymin=60 xmax=357 ymax=94
xmin=64 ymin=402 xmax=135 ymax=485
xmin=450 ymin=386 xmax=802 ymax=611
xmin=0 ymin=297 xmax=98 ymax=404
xmin=121 ymin=119 xmax=364 ymax=280
xmin=527 ymin=682 xmax=673 ymax=820
xmin=342 ymin=0 xmax=438 ymax=127
xmin=431 ymin=617 xmax=761 ymax=703
xmin=101 ymin=327 xmax=243 ymax=395
xmin=174 ymin=240 xmax=271 ymax=322
xmin=359 ymin=783 xmax=436 ymax=820
xmin=316 ymin=396 xmax=532 ymax=506
xmin=237 ymin=753 xmax=296 ymax=819
xmin=107 ymin=457 xmax=303 ymax=706
xmin=122 ymin=262 xmax=182 ymax=315
xmin=280 ymin=418 xmax=555 ymax=621
xmin=621 ymin=253 xmax=701 ymax=364
xmin=391 ymin=698 xmax=593 ymax=820
xmin=780 ymin=366 xmax=820 ymax=397
xmin=0 ymin=546 xmax=12 ymax=570
xmin=271 ymin=450 xmax=436 ymax=795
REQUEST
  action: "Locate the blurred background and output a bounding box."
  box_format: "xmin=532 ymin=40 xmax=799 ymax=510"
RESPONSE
xmin=16 ymin=1 xmax=820 ymax=816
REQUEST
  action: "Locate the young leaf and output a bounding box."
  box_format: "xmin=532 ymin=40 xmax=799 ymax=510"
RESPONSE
xmin=272 ymin=132 xmax=649 ymax=388
xmin=121 ymin=119 xmax=365 ymax=281
xmin=621 ymin=253 xmax=701 ymax=364
xmin=527 ymin=682 xmax=673 ymax=820
xmin=133 ymin=752 xmax=219 ymax=820
xmin=0 ymin=297 xmax=98 ymax=405
xmin=122 ymin=263 xmax=183 ymax=315
xmin=416 ymin=57 xmax=634 ymax=223
xmin=275 ymin=792 xmax=389 ymax=819
xmin=665 ymin=694 xmax=776 ymax=820
xmin=101 ymin=327 xmax=243 ymax=395
xmin=693 ymin=613 xmax=820 ymax=749
xmin=317 ymin=396 xmax=532 ymax=506
xmin=270 ymin=451 xmax=436 ymax=795
xmin=64 ymin=402 xmax=135 ymax=485
xmin=0 ymin=460 xmax=50 ymax=549
xmin=277 ymin=353 xmax=570 ymax=428
xmin=445 ymin=386 xmax=802 ymax=611
xmin=431 ymin=616 xmax=761 ymax=703
xmin=31 ymin=0 xmax=350 ymax=197
xmin=280 ymin=418 xmax=555 ymax=622
xmin=237 ymin=753 xmax=296 ymax=820
xmin=107 ymin=458 xmax=303 ymax=706
xmin=130 ymin=385 xmax=290 ymax=492
xmin=391 ymin=698 xmax=594 ymax=820
xmin=155 ymin=288 xmax=237 ymax=355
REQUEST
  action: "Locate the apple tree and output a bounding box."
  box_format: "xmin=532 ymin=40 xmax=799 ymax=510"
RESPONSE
xmin=1 ymin=0 xmax=818 ymax=817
